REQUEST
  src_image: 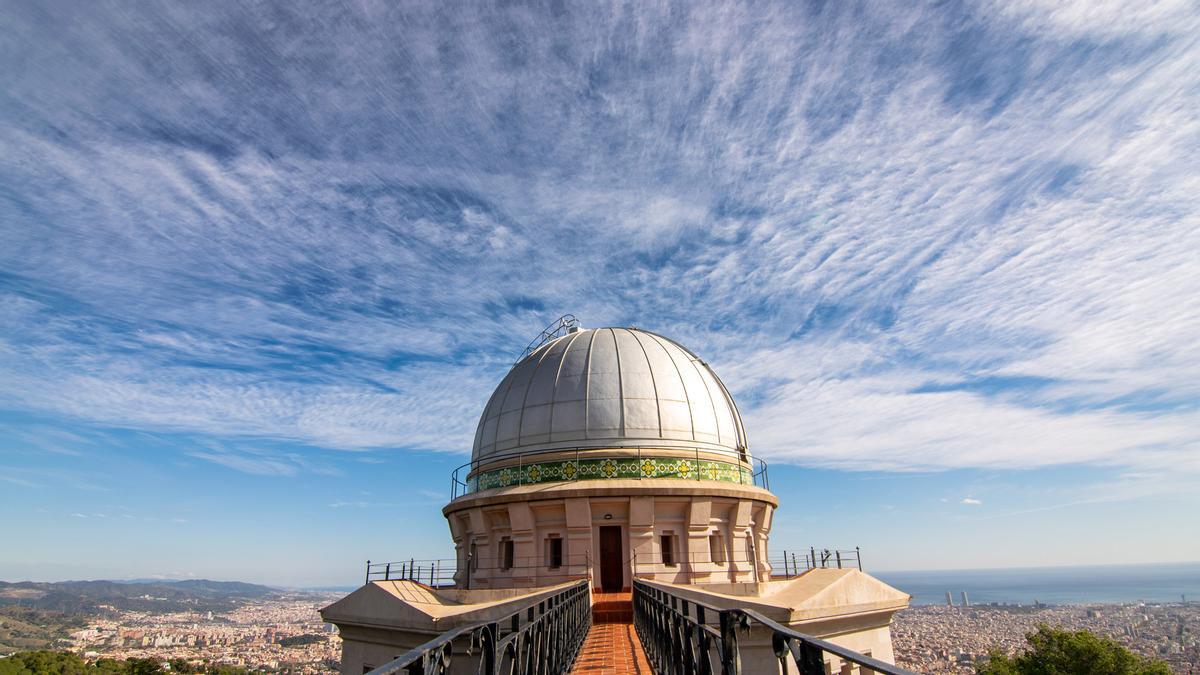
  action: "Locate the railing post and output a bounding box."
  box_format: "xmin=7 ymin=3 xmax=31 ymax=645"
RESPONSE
xmin=836 ymin=551 xmax=842 ymax=569
xmin=857 ymin=546 xmax=862 ymax=571
xmin=482 ymin=622 xmax=498 ymax=675
xmin=365 ymin=560 xmax=371 ymax=584
xmin=718 ymin=610 xmax=742 ymax=674
xmin=385 ymin=562 xmax=391 ymax=580
xmin=798 ymin=640 xmax=824 ymax=675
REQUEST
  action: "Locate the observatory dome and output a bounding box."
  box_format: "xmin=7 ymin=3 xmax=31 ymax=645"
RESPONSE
xmin=472 ymin=327 xmax=748 ymax=463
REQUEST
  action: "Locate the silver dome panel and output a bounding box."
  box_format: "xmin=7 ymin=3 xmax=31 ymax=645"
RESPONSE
xmin=472 ymin=327 xmax=748 ymax=461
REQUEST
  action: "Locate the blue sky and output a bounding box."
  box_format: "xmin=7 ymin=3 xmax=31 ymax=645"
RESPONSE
xmin=1 ymin=1 xmax=1198 ymax=587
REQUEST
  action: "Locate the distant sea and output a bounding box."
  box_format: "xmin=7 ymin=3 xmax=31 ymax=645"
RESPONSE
xmin=875 ymin=562 xmax=1200 ymax=606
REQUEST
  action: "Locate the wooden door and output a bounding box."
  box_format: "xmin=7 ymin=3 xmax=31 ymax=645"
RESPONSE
xmin=598 ymin=526 xmax=623 ymax=592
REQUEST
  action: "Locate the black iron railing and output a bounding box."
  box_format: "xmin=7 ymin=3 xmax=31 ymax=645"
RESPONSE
xmin=366 ymin=546 xmax=862 ymax=590
xmin=365 ymin=580 xmax=590 ymax=675
xmin=366 ymin=554 xmax=591 ymax=589
xmin=773 ymin=547 xmax=863 ymax=577
xmin=633 ymin=579 xmax=919 ymax=675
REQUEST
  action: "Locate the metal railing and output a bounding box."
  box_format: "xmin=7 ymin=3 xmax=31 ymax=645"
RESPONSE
xmin=449 ymin=444 xmax=770 ymax=499
xmin=515 ymin=314 xmax=579 ymax=364
xmin=772 ymin=547 xmax=863 ymax=577
xmin=633 ymin=579 xmax=919 ymax=675
xmin=366 ymin=554 xmax=591 ymax=589
xmin=365 ymin=546 xmax=862 ymax=590
xmin=366 ymin=558 xmax=457 ymax=586
xmin=366 ymin=580 xmax=590 ymax=675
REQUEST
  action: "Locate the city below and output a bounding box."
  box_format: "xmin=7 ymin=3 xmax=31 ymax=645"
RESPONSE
xmin=2 ymin=567 xmax=1198 ymax=674
xmin=54 ymin=594 xmax=342 ymax=673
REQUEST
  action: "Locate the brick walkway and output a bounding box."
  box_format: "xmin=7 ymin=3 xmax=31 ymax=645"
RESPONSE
xmin=570 ymin=592 xmax=653 ymax=674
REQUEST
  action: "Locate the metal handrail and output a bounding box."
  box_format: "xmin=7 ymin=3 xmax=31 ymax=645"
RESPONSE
xmin=365 ymin=545 xmax=861 ymax=588
xmin=514 ymin=314 xmax=579 ymax=364
xmin=633 ymin=579 xmax=920 ymax=674
xmin=773 ymin=547 xmax=863 ymax=577
xmin=449 ymin=444 xmax=770 ymax=499
xmin=365 ymin=579 xmax=590 ymax=675
xmin=366 ymin=555 xmax=592 ymax=587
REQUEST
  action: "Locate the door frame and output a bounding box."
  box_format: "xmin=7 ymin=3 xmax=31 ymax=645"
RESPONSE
xmin=597 ymin=525 xmax=624 ymax=592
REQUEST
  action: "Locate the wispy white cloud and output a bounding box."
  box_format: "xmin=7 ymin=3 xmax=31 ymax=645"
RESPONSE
xmin=961 ymin=498 xmax=983 ymax=506
xmin=0 ymin=2 xmax=1196 ymax=481
xmin=185 ymin=444 xmax=341 ymax=477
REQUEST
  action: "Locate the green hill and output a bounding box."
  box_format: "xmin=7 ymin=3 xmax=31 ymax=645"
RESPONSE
xmin=0 ymin=580 xmax=279 ymax=615
xmin=0 ymin=606 xmax=85 ymax=653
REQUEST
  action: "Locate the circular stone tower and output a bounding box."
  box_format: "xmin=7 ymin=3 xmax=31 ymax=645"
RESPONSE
xmin=443 ymin=325 xmax=778 ymax=592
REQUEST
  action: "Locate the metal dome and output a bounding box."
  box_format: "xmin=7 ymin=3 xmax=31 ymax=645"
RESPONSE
xmin=472 ymin=327 xmax=748 ymax=462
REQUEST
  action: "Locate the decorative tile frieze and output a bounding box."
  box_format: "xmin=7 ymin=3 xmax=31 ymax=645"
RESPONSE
xmin=467 ymin=456 xmax=754 ymax=493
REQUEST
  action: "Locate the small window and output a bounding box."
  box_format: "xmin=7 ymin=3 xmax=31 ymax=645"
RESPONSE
xmin=469 ymin=540 xmax=478 ymax=571
xmin=546 ymin=536 xmax=564 ymax=569
xmin=709 ymin=533 xmax=726 ymax=564
xmin=501 ymin=538 xmax=514 ymax=570
xmin=660 ymin=533 xmax=676 ymax=566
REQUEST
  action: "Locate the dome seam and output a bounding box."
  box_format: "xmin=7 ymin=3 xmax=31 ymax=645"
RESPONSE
xmin=514 ymin=334 xmax=559 ymax=449
xmin=644 ymin=331 xmax=697 ymax=443
xmin=547 ymin=329 xmax=584 ymax=448
xmin=488 ymin=367 xmax=520 ymax=456
xmin=610 ymin=328 xmax=625 ymax=437
xmin=582 ymin=328 xmax=597 ymax=442
xmin=688 ymin=350 xmax=726 ymax=448
xmin=628 ymin=329 xmax=663 ymax=438
xmin=655 ymin=332 xmax=747 ymax=453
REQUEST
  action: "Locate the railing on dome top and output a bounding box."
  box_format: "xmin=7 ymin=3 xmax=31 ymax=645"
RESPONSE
xmin=448 ymin=444 xmax=770 ymax=499
xmin=514 ymin=314 xmax=580 ymax=364
xmin=363 ymin=579 xmax=590 ymax=675
xmin=633 ymin=578 xmax=919 ymax=675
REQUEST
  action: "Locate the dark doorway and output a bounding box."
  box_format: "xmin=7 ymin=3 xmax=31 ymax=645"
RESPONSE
xmin=598 ymin=526 xmax=623 ymax=592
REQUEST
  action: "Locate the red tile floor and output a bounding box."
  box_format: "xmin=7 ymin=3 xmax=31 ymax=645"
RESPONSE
xmin=570 ymin=592 xmax=653 ymax=674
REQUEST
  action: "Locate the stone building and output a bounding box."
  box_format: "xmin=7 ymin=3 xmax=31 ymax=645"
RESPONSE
xmin=445 ymin=325 xmax=776 ymax=592
xmin=322 ymin=322 xmax=910 ymax=674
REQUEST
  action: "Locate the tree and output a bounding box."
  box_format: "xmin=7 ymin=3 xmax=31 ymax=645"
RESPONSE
xmin=0 ymin=650 xmax=89 ymax=675
xmin=977 ymin=624 xmax=1171 ymax=675
xmin=122 ymin=658 xmax=163 ymax=675
xmin=0 ymin=652 xmax=171 ymax=675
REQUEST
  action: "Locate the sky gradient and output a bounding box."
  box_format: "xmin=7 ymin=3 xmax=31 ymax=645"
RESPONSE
xmin=1 ymin=1 xmax=1198 ymax=587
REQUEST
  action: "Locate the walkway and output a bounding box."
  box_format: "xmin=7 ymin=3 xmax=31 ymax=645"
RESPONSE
xmin=570 ymin=592 xmax=653 ymax=675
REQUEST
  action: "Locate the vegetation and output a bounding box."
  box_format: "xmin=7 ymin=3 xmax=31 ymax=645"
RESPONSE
xmin=0 ymin=651 xmax=90 ymax=675
xmin=0 ymin=652 xmax=250 ymax=675
xmin=0 ymin=580 xmax=278 ymax=615
xmin=276 ymin=634 xmax=325 ymax=648
xmin=0 ymin=606 xmax=86 ymax=652
xmin=977 ymin=624 xmax=1171 ymax=675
